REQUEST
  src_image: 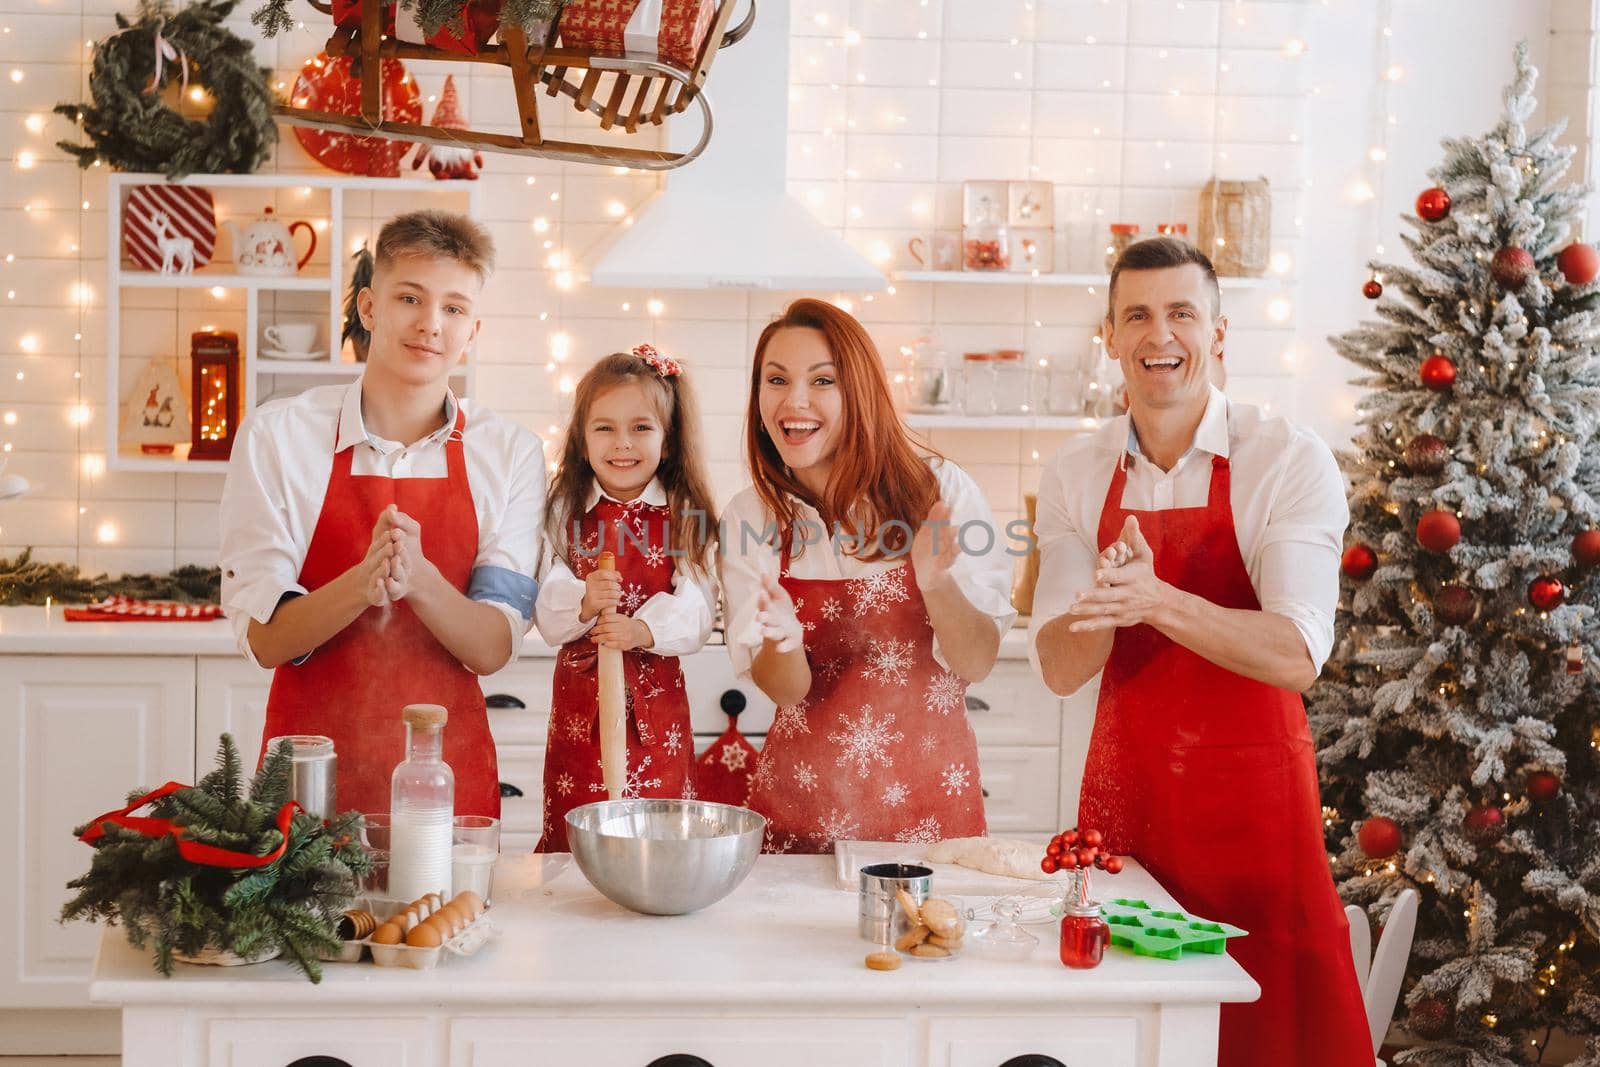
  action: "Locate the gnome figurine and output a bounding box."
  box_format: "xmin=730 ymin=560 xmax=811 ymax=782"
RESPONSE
xmin=413 ymin=75 xmax=484 ymax=181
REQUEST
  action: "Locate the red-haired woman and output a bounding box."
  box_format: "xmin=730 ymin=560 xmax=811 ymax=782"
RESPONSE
xmin=720 ymin=299 xmax=1017 ymax=853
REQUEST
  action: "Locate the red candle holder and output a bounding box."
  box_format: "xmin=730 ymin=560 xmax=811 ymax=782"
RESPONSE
xmin=189 ymin=330 xmax=240 ymax=461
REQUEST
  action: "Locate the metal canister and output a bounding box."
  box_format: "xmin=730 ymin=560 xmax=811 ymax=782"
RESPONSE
xmin=857 ymin=862 xmax=932 ymax=943
xmin=265 ymin=734 xmax=336 ymax=819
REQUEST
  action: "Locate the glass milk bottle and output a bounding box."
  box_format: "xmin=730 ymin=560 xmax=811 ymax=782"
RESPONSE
xmin=389 ymin=703 xmax=454 ymax=901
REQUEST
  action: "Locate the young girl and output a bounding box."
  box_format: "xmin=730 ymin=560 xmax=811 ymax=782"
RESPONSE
xmin=533 ymin=345 xmax=719 ymax=851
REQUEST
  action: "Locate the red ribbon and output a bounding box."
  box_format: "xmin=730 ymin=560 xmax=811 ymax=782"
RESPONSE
xmin=79 ymin=782 xmax=300 ymax=869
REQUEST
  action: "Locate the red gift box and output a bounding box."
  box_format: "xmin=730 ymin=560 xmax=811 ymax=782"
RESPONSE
xmin=331 ymin=0 xmax=501 ymax=56
xmin=559 ymin=0 xmax=715 ymax=70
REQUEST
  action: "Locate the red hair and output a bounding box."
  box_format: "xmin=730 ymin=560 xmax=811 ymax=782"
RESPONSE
xmin=745 ymin=299 xmax=939 ymax=562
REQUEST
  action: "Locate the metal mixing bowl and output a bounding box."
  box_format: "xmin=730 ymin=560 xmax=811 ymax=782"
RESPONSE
xmin=565 ymin=799 xmax=766 ymax=915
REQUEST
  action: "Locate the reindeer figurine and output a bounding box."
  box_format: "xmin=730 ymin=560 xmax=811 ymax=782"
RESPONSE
xmin=151 ymin=211 xmax=196 ymax=275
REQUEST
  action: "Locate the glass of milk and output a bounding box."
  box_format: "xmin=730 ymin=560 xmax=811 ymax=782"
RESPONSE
xmin=452 ymin=815 xmax=500 ymax=905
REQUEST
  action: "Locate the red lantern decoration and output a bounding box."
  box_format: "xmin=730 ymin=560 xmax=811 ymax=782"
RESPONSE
xmin=1490 ymin=246 xmax=1535 ymax=289
xmin=1341 ymin=544 xmax=1378 ymax=581
xmin=1416 ymin=510 xmax=1461 ymax=553
xmin=1557 ymin=242 xmax=1599 ymax=286
xmin=1463 ymin=804 xmax=1504 ymax=843
xmin=1404 ymin=434 xmax=1449 ymax=474
xmin=1572 ymin=529 xmax=1600 ymax=569
xmin=1362 ymin=278 xmax=1383 ymax=299
xmin=1434 ymin=585 xmax=1476 ymax=626
xmin=1529 ymin=576 xmax=1565 ymax=611
xmin=1420 ymin=354 xmax=1457 ymax=391
xmin=189 ymin=331 xmax=239 ymax=461
xmin=1415 ymin=187 xmax=1451 ymax=222
xmin=1357 ymin=815 xmax=1402 ymax=858
xmin=1525 ymin=770 xmax=1561 ymax=801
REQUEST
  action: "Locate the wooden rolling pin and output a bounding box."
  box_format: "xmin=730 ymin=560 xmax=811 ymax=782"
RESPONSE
xmin=596 ymin=551 xmax=627 ymax=799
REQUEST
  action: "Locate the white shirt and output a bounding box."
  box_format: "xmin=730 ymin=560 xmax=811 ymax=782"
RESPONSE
xmin=534 ymin=477 xmax=717 ymax=658
xmin=219 ymin=379 xmax=547 ymax=669
xmin=720 ymin=458 xmax=1019 ymax=677
xmin=1026 ymin=386 xmax=1349 ymax=692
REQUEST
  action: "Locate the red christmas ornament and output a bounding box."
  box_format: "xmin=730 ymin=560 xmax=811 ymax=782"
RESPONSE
xmin=1081 ymin=828 xmax=1103 ymax=848
xmin=1040 ymin=855 xmax=1059 ymax=874
xmin=1463 ymin=804 xmax=1505 ymax=843
xmin=1490 ymin=246 xmax=1535 ymax=289
xmin=1357 ymin=815 xmax=1402 ymax=858
xmin=1408 ymin=997 xmax=1452 ymax=1040
xmin=1525 ymin=770 xmax=1562 ymax=801
xmin=1362 ymin=278 xmax=1383 ymax=299
xmin=1434 ymin=585 xmax=1477 ymax=626
xmin=1415 ymin=187 xmax=1451 ymax=222
xmin=1572 ymin=529 xmax=1600 ymax=569
xmin=1420 ymin=353 xmax=1457 ymax=391
xmin=1103 ymin=855 xmax=1124 ymax=874
xmin=1341 ymin=543 xmax=1378 ymax=581
xmin=1557 ymin=242 xmax=1600 ymax=286
xmin=1416 ymin=510 xmax=1461 ymax=553
xmin=1404 ymin=434 xmax=1449 ymax=474
xmin=290 ymin=54 xmax=422 ymax=177
xmin=1529 ymin=575 xmax=1565 ymax=611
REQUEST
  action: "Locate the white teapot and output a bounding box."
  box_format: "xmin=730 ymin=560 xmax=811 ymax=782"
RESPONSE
xmin=226 ymin=206 xmax=317 ymax=276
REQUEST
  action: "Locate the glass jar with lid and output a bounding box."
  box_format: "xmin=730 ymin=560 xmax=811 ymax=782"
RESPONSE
xmin=1105 ymin=223 xmax=1140 ymax=271
xmin=992 ymin=349 xmax=1030 ymax=415
xmin=906 ymin=337 xmax=956 ymax=413
xmin=962 ymin=352 xmax=996 ymax=415
xmin=1045 ymin=353 xmax=1088 ymax=416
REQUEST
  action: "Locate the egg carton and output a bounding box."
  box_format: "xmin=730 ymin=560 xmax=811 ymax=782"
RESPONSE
xmin=361 ymin=914 xmax=498 ymax=970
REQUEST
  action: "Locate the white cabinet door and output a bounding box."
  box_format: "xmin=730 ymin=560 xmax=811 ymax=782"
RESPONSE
xmin=963 ymin=661 xmax=1063 ymax=747
xmin=0 ymin=655 xmax=195 ymax=1007
xmin=207 ymin=1017 xmax=436 ymax=1067
xmin=195 ymin=656 xmax=272 ymax=771
xmin=478 ymin=657 xmax=553 ymax=747
xmin=494 ymin=742 xmax=546 ymax=854
xmin=977 ymin=746 xmax=1060 ymax=834
xmin=928 ymin=1015 xmax=1140 ymax=1067
xmin=451 ymin=1017 xmax=907 ymax=1067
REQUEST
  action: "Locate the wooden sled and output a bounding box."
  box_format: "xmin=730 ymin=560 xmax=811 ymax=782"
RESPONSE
xmin=277 ymin=0 xmax=755 ymax=170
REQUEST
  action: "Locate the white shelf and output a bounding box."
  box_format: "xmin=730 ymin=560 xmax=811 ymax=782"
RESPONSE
xmin=905 ymin=413 xmax=1105 ymax=431
xmin=895 ymin=271 xmax=1287 ymax=289
xmin=119 ymin=271 xmax=331 ymax=291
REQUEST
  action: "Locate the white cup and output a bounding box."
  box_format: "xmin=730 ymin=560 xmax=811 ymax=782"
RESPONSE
xmin=263 ymin=321 xmax=318 ymax=355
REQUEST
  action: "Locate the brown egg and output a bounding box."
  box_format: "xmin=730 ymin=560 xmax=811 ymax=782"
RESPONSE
xmin=371 ymin=922 xmax=404 ymax=945
xmin=454 ymin=890 xmax=484 ymax=918
xmin=425 ymin=912 xmax=457 ymax=937
xmin=438 ymin=902 xmax=467 ymax=929
xmin=405 ymin=922 xmax=442 ymax=948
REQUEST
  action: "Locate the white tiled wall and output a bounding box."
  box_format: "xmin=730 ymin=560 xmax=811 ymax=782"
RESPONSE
xmin=0 ymin=0 xmax=1544 ymax=577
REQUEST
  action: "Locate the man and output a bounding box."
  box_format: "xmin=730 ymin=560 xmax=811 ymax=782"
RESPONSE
xmin=220 ymin=210 xmax=544 ymax=819
xmin=1029 ymin=237 xmax=1369 ymax=1064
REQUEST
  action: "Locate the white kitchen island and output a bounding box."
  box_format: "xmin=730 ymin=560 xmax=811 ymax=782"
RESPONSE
xmin=90 ymin=853 xmax=1257 ymax=1067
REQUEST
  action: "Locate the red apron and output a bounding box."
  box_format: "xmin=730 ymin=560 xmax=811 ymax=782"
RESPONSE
xmin=1080 ymin=452 xmax=1370 ymax=1066
xmin=536 ymin=497 xmax=693 ymax=852
xmin=746 ymin=539 xmax=987 ymax=854
xmin=261 ymin=406 xmax=500 ymax=821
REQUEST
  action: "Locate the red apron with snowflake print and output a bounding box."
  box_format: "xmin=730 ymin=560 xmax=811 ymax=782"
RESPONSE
xmin=261 ymin=406 xmax=499 ymax=820
xmin=1078 ymin=453 xmax=1370 ymax=1067
xmin=536 ymin=497 xmax=694 ymax=852
xmin=745 ymin=540 xmax=987 ymax=854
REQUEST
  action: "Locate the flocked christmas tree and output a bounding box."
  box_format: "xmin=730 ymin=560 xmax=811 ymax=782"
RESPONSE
xmin=1311 ymin=43 xmax=1600 ymax=1066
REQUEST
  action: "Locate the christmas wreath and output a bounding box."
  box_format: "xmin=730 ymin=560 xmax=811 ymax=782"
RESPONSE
xmin=55 ymin=0 xmax=277 ymax=180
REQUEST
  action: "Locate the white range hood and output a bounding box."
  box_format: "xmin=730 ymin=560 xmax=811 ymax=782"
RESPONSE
xmin=587 ymin=0 xmax=885 ymax=292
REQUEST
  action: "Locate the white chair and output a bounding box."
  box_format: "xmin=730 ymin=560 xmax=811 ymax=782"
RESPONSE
xmin=1346 ymin=888 xmax=1421 ymax=1067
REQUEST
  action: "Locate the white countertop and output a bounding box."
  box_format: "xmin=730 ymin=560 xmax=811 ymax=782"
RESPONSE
xmin=89 ymin=854 xmax=1258 ymax=1008
xmin=0 ymin=606 xmax=1037 ymax=659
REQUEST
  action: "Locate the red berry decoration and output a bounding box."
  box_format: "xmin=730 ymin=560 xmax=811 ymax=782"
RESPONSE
xmin=1040 ymin=855 xmax=1059 ymax=874
xmin=1433 ymin=585 xmax=1476 ymax=626
xmin=1357 ymin=815 xmax=1402 ymax=859
xmin=1420 ymin=353 xmax=1457 ymax=391
xmin=1529 ymin=575 xmax=1566 ymax=611
xmin=1081 ymin=828 xmax=1103 ymax=848
xmin=1074 ymin=847 xmax=1095 ymax=868
xmin=1490 ymin=246 xmax=1535 ymax=289
xmin=1060 ymin=830 xmax=1079 ymax=848
xmin=1362 ymin=278 xmax=1383 ymax=299
xmin=1103 ymin=855 xmax=1124 ymax=874
xmin=1558 ymin=242 xmax=1599 ymax=286
xmin=1415 ymin=187 xmax=1451 ymax=222
xmin=1573 ymin=530 xmax=1600 ymax=569
xmin=1408 ymin=997 xmax=1452 ymax=1040
xmin=1463 ymin=804 xmax=1505 ymax=843
xmin=1525 ymin=770 xmax=1562 ymax=801
xmin=1341 ymin=544 xmax=1378 ymax=582
xmin=1404 ymin=434 xmax=1449 ymax=475
xmin=1046 ymin=840 xmax=1063 ymax=857
xmin=1416 ymin=510 xmax=1461 ymax=554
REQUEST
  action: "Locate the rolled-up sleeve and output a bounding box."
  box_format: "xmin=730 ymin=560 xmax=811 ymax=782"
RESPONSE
xmin=1026 ymin=451 xmax=1101 ymax=684
xmin=634 ymin=560 xmax=716 ymax=657
xmin=1253 ymin=435 xmax=1349 ymax=674
xmin=220 ymin=412 xmax=311 ymax=667
xmin=932 ymin=460 xmax=1017 ymax=670
xmin=471 ymin=428 xmax=546 ymax=659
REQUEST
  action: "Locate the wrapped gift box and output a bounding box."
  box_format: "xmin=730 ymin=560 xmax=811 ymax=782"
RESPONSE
xmin=331 ymin=0 xmax=501 ymax=56
xmin=558 ymin=0 xmax=716 ymax=70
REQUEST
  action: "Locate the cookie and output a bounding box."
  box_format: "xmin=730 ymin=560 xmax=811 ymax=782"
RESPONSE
xmin=927 ymin=932 xmax=964 ymax=950
xmin=920 ymin=898 xmax=962 ymax=939
xmin=865 ymin=950 xmax=902 ymax=971
xmin=910 ymin=943 xmax=950 ymax=958
xmin=895 ymin=888 xmax=922 ymax=925
xmin=894 ymin=924 xmax=931 ymax=952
